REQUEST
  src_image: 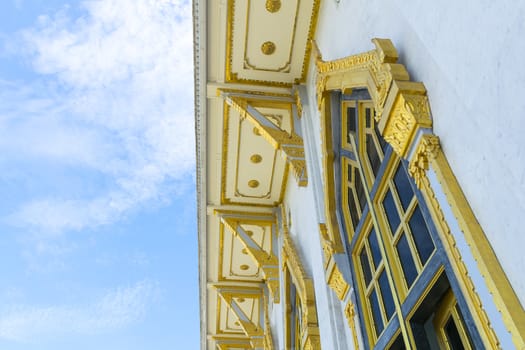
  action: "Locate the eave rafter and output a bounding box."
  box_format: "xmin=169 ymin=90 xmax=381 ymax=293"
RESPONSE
xmin=223 ymin=93 xmax=308 ymax=186
xmin=219 ymin=212 xmax=280 ymax=303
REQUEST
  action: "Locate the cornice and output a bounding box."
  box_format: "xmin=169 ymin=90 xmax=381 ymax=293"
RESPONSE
xmin=193 ymin=0 xmax=208 ymax=349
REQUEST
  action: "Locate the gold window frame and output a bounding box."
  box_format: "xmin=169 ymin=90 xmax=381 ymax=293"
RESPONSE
xmin=315 ymin=38 xmax=525 ymax=349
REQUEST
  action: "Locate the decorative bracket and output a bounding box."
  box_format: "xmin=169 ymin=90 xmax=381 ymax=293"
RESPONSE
xmin=224 ymin=94 xmax=308 ymax=186
xmin=219 ymin=213 xmax=280 ymax=303
xmin=215 ymin=285 xmax=265 ymax=349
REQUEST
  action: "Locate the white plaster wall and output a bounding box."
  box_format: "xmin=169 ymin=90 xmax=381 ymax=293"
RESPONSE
xmin=285 ymin=175 xmax=351 ymax=350
xmin=316 ymin=0 xmax=525 ymax=308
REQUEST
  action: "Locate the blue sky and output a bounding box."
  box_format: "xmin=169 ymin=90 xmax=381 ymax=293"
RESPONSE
xmin=0 ymin=0 xmax=198 ymax=349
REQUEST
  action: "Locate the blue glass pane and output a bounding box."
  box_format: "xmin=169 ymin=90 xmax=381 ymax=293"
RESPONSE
xmin=396 ymin=233 xmax=418 ymax=286
xmin=367 ymin=229 xmax=382 ymax=269
xmin=360 ymin=249 xmax=372 ymax=286
xmin=379 ymin=270 xmax=395 ymax=319
xmin=369 ymin=288 xmax=384 ymax=336
xmin=366 ymin=134 xmax=381 ymax=178
xmin=347 ymin=187 xmax=359 ymax=231
xmin=408 ymin=205 xmax=435 ymax=265
xmin=347 ymin=107 xmax=356 ymax=143
xmin=382 ymin=190 xmax=400 ymax=234
xmin=393 ymin=165 xmax=413 ymax=211
xmin=445 ymin=316 xmax=465 ymax=350
xmin=354 ymin=167 xmax=366 ymax=211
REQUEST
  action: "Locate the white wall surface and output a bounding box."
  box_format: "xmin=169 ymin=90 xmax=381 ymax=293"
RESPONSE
xmin=285 ymin=175 xmax=351 ymax=350
xmin=316 ymin=0 xmax=525 ymax=308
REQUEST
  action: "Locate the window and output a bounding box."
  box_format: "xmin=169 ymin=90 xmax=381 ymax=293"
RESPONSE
xmin=287 ymin=272 xmax=302 ymax=350
xmin=433 ymin=290 xmax=473 ymax=350
xmin=336 ymin=93 xmax=479 ymax=349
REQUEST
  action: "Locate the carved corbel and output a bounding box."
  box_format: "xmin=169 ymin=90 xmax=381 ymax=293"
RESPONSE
xmin=408 ymin=134 xmax=441 ymax=189
xmin=319 ymin=224 xmax=350 ymax=300
xmin=379 ymin=80 xmax=433 ymax=158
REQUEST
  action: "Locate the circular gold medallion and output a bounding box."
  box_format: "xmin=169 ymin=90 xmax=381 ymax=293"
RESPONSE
xmin=248 ymin=179 xmax=259 ymax=188
xmin=250 ymin=154 xmax=262 ymax=163
xmin=240 ymin=264 xmax=249 ymax=271
xmin=261 ymin=41 xmax=276 ymax=55
xmin=265 ymin=0 xmax=281 ymax=13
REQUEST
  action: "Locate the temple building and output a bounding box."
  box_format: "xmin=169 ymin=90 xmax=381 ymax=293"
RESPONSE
xmin=194 ymin=0 xmax=525 ymax=349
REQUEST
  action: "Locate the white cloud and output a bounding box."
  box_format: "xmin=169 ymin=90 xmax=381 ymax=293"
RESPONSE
xmin=0 ymin=0 xmax=194 ymax=234
xmin=0 ymin=280 xmax=159 ymax=341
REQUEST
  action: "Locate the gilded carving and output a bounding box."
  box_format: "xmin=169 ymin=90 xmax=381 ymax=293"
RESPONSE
xmin=382 ymin=90 xmax=433 ymax=158
xmin=295 ymin=89 xmax=303 ymax=118
xmin=408 ymin=134 xmax=440 ymax=189
xmin=265 ymin=0 xmax=281 ymax=13
xmin=344 ymin=302 xmax=360 ymax=350
xmin=319 ymin=223 xmax=335 ymax=263
xmin=314 ymin=39 xmax=407 ymax=118
xmin=327 ymin=264 xmax=349 ymax=300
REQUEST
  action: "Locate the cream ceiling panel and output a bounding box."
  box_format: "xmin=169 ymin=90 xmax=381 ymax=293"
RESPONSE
xmin=227 ymin=0 xmax=320 ymax=84
xmin=222 ymin=105 xmax=287 ymax=206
